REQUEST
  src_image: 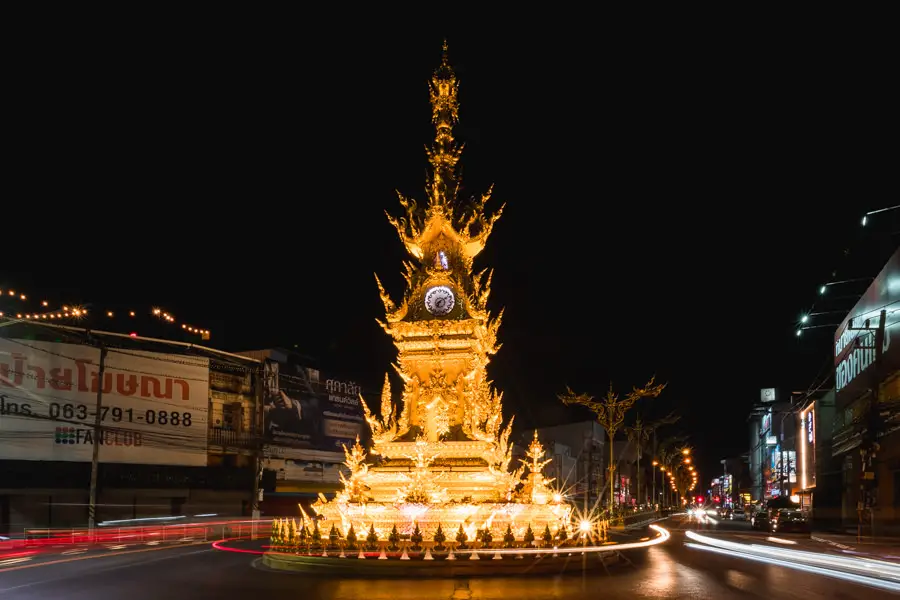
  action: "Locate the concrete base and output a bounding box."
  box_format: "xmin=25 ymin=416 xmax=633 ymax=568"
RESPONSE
xmin=262 ymin=549 xmax=619 ymax=578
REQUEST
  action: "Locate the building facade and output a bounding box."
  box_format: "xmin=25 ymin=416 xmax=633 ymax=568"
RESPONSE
xmin=0 ymin=324 xmax=365 ymax=532
xmin=529 ymin=422 xmax=606 ymax=510
xmin=830 ymin=248 xmax=900 ymax=534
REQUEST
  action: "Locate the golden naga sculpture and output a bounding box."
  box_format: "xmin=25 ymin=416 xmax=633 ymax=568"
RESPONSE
xmin=314 ymin=42 xmax=570 ymax=541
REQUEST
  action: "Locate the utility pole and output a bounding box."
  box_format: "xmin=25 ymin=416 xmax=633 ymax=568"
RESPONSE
xmin=87 ymin=344 xmax=108 ymax=533
xmin=721 ymin=459 xmax=727 ymax=507
xmin=856 ymin=309 xmax=886 ymax=538
xmin=583 ymin=431 xmax=591 ymax=516
xmin=250 ymin=363 xmax=264 ymax=537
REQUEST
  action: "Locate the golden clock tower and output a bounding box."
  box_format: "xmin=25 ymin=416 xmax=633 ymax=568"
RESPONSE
xmin=314 ymin=44 xmax=569 ymax=537
xmin=364 ymin=40 xmax=513 ymax=502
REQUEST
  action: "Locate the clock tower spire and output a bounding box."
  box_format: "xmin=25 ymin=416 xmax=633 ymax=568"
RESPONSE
xmin=427 ymin=39 xmax=462 ymax=210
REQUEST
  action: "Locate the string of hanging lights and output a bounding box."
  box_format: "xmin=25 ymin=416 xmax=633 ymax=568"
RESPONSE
xmin=0 ymin=285 xmax=210 ymax=338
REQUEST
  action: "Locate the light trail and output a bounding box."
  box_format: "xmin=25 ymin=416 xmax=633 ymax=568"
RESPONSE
xmin=213 ymin=525 xmax=672 ymax=558
xmin=685 ymin=530 xmax=900 ymax=591
xmin=766 ymin=537 xmax=797 ymax=545
xmin=686 ymin=543 xmax=900 ymax=593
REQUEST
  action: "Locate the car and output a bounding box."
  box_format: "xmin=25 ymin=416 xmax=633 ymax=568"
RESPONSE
xmin=770 ymin=509 xmax=809 ymax=533
xmin=750 ymin=509 xmax=770 ymax=530
xmin=730 ymin=509 xmax=747 ymax=521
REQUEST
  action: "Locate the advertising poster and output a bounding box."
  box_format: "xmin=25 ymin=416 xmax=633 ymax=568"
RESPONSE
xmin=0 ymin=338 xmax=209 ymax=466
xmin=834 ymin=248 xmax=899 ymax=403
xmin=262 ymin=359 xmax=365 ymax=454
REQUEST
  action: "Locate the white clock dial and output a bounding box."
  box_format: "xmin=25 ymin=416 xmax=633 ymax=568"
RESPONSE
xmin=424 ymin=286 xmax=455 ymax=316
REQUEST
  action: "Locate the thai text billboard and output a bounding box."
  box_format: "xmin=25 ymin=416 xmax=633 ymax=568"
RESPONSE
xmin=0 ymin=338 xmax=209 ymax=466
xmin=262 ymin=359 xmax=364 ymax=454
xmin=834 ymin=248 xmax=900 ymax=403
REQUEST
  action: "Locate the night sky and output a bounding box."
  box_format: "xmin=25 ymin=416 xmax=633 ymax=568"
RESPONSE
xmin=5 ymin=31 xmax=897 ymax=481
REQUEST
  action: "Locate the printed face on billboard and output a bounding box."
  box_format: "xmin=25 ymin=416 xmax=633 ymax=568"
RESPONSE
xmin=262 ymin=359 xmax=365 ymax=453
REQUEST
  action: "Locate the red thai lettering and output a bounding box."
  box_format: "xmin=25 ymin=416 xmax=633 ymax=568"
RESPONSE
xmin=75 ymin=359 xmax=92 ymax=392
xmin=116 ymin=373 xmax=138 ymax=396
xmin=0 ymin=354 xmax=26 ymax=387
xmin=49 ymin=367 xmax=73 ymax=391
xmin=90 ymin=371 xmax=113 ymax=395
xmin=140 ymin=376 xmax=190 ymax=401
xmin=26 ymin=363 xmax=46 ymax=389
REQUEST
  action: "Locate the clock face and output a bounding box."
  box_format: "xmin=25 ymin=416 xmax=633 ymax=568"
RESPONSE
xmin=424 ymin=286 xmax=455 ymax=316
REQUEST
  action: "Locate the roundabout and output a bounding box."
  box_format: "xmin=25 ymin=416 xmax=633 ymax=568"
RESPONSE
xmin=229 ymin=524 xmax=671 ymax=578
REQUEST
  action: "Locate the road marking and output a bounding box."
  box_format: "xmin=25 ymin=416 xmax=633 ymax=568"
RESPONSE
xmin=811 ymin=536 xmax=854 ymax=550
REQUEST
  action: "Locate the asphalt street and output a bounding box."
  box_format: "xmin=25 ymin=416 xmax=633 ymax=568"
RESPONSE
xmin=0 ymin=516 xmax=895 ymax=599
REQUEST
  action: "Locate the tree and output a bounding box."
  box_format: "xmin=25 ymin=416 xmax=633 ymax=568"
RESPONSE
xmin=346 ymin=524 xmax=357 ymax=550
xmin=388 ymin=524 xmax=400 ymax=551
xmin=271 ymin=519 xmax=280 ymax=546
xmin=503 ymin=524 xmax=515 ymax=548
xmin=523 ymin=524 xmax=535 ymax=548
xmin=541 ymin=525 xmax=552 ymax=548
xmin=557 ymin=524 xmax=568 ymax=544
xmin=365 ymin=524 xmax=379 ymax=552
xmin=311 ymin=521 xmax=322 ymax=550
xmin=287 ymin=518 xmax=297 ymax=549
xmin=559 ymin=377 xmax=667 ymax=511
xmin=455 ymin=524 xmax=468 ymax=549
xmin=480 ymin=528 xmax=493 ymax=549
xmin=410 ymin=522 xmax=423 ymax=551
xmin=433 ymin=524 xmax=447 ymax=551
xmin=328 ymin=524 xmax=340 ymax=550
xmin=625 ymin=416 xmax=651 ymax=505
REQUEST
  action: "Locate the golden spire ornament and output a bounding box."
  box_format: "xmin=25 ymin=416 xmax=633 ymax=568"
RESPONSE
xmin=427 ymin=39 xmax=462 ymax=209
xmin=521 ymin=430 xmax=555 ymax=505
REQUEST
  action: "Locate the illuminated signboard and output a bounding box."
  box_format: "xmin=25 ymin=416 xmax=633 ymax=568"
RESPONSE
xmin=834 ymin=248 xmax=899 ymax=403
xmin=799 ymin=402 xmax=816 ymax=489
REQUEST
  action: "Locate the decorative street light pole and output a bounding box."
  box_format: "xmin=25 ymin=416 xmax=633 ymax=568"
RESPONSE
xmin=560 ymin=377 xmax=667 ymax=512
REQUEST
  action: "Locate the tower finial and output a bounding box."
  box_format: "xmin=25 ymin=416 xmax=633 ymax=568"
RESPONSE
xmin=427 ymin=42 xmax=461 ymax=208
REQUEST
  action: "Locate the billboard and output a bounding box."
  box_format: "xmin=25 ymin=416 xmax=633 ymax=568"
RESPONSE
xmin=798 ymin=402 xmax=816 ymax=489
xmin=262 ymin=359 xmax=364 ymax=454
xmin=0 ymin=338 xmax=209 ymax=466
xmin=834 ymin=248 xmax=900 ymax=403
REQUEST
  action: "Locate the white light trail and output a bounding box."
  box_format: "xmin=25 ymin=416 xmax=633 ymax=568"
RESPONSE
xmin=766 ymin=537 xmax=797 ymax=545
xmin=453 ymin=524 xmax=670 ymax=556
xmin=686 ymin=543 xmax=900 ymax=593
xmin=685 ymin=530 xmax=900 ymax=590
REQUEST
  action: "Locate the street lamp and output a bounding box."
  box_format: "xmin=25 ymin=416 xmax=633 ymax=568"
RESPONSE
xmin=652 ymin=460 xmax=659 ymax=510
xmin=559 ymin=377 xmax=667 ymax=512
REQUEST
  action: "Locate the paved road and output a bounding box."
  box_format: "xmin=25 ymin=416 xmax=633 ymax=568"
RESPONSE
xmin=0 ymin=516 xmax=895 ymax=599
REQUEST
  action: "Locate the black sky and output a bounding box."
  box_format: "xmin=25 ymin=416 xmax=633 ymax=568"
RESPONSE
xmin=4 ymin=28 xmax=898 ymax=481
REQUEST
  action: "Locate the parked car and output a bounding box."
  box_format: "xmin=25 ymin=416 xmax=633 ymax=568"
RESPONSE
xmin=750 ymin=509 xmax=770 ymax=530
xmin=771 ymin=509 xmax=810 ymax=533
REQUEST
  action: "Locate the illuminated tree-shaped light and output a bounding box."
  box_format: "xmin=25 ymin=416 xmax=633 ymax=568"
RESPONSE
xmin=520 ymin=430 xmax=555 ymax=505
